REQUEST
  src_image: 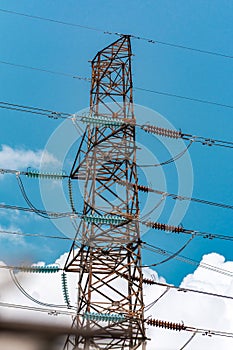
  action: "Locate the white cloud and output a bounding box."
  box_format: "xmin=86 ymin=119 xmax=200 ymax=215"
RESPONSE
xmin=0 ymin=252 xmax=232 ymax=349
xmin=144 ymin=253 xmax=233 ymax=349
xmin=0 ymin=144 xmax=60 ymax=171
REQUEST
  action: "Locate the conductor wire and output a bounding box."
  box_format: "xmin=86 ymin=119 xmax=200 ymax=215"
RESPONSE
xmin=179 ymin=332 xmax=197 ymax=350
xmin=144 ymin=287 xmax=170 ymax=312
xmin=142 ymin=235 xmax=195 ymax=267
xmin=137 ymin=140 xmax=193 ymax=168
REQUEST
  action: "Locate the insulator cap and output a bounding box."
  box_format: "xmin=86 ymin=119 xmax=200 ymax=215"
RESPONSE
xmin=83 ymin=312 xmax=125 ymax=322
xmin=61 ymin=272 xmax=71 ymax=307
xmin=27 ymin=169 xmax=65 ymax=180
xmin=81 ymin=115 xmax=124 ymax=127
xmin=146 ymin=318 xmax=186 ymax=331
xmin=142 ymin=125 xmax=182 ymax=139
xmin=143 ymin=221 xmax=184 ymax=233
xmin=83 ymin=214 xmax=126 ymax=225
xmin=19 ymin=266 xmax=59 ymax=273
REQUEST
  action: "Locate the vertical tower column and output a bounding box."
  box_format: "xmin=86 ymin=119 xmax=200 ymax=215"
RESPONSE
xmin=64 ymin=36 xmax=146 ymax=350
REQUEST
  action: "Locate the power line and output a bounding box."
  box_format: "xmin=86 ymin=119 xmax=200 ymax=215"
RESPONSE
xmin=154 ymin=189 xmax=233 ymax=210
xmin=142 ymin=124 xmax=233 ymax=150
xmin=2 ymin=166 xmax=233 ymax=215
xmin=144 ymin=287 xmax=170 ymax=311
xmin=1 ymin=8 xmax=233 ymax=59
xmin=135 ymin=87 xmax=233 ymax=110
xmin=142 ymin=242 xmax=233 ymax=278
xmin=0 ymin=229 xmax=73 ymax=241
xmin=1 ymin=218 xmax=233 ymax=248
xmin=143 ymin=235 xmax=195 ymax=267
xmin=0 ymin=59 xmax=90 ymax=81
xmin=0 ymin=202 xmax=76 ymax=218
xmin=146 ymin=318 xmax=233 ymax=339
xmin=0 ymin=246 xmax=232 ymax=303
xmin=118 ymin=180 xmax=233 ymax=211
xmin=0 ymin=8 xmax=104 ymax=32
xmin=10 ymin=270 xmax=73 ymax=309
xmin=1 ymin=101 xmax=233 ymax=152
xmin=179 ymin=332 xmax=197 ymax=350
xmin=185 ymin=326 xmax=233 ymax=339
xmin=136 ymin=141 xmax=194 ymax=168
xmin=1 ymin=299 xmax=232 ymax=341
xmin=181 ymin=133 xmax=233 ymax=149
xmin=0 ymin=100 xmax=72 ymax=118
xmin=143 ymin=220 xmax=233 ymax=242
xmin=0 ymin=300 xmax=76 ymax=316
xmin=2 ymin=168 xmax=233 ymax=229
xmin=142 ymin=278 xmax=233 ymax=301
xmin=2 ymin=58 xmax=233 ymax=110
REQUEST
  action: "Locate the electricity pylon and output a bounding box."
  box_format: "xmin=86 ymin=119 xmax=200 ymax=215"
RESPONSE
xmin=64 ymin=35 xmax=146 ymax=349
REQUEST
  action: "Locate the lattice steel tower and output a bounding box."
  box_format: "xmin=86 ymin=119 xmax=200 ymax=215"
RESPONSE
xmin=64 ymin=35 xmax=146 ymax=349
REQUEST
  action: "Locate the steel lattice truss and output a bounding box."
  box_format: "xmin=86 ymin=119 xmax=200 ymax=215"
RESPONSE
xmin=64 ymin=36 xmax=146 ymax=349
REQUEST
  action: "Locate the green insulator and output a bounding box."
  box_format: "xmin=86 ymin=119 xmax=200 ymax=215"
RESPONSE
xmin=28 ymin=170 xmax=39 ymax=178
xmin=83 ymin=214 xmax=126 ymax=225
xmin=103 ymin=315 xmax=109 ymax=322
xmin=20 ymin=265 xmax=57 ymax=273
xmin=61 ymin=272 xmax=70 ymax=307
xmin=29 ymin=266 xmax=60 ymax=273
xmin=84 ymin=312 xmax=125 ymax=322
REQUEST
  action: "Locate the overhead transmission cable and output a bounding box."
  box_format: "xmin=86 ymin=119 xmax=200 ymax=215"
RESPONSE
xmin=146 ymin=318 xmax=233 ymax=339
xmin=0 ymin=228 xmax=74 ymax=241
xmin=142 ymin=242 xmax=233 ymax=278
xmin=0 ymin=8 xmax=233 ymax=59
xmin=17 ymin=175 xmax=59 ymax=219
xmin=0 ymin=298 xmax=232 ymax=340
xmin=0 ymin=59 xmax=90 ymax=81
xmin=135 ymin=87 xmax=233 ymax=110
xmin=0 ymin=100 xmax=72 ymax=119
xmin=0 ymin=202 xmax=76 ymax=218
xmin=143 ymin=220 xmax=233 ymax=242
xmin=1 ymin=219 xmax=233 ymax=244
xmin=140 ymin=277 xmax=233 ymax=301
xmin=0 ymin=262 xmax=232 ymax=302
xmin=1 ymin=100 xmax=233 ymax=151
xmin=0 ymin=300 xmax=76 ymax=316
xmin=136 ymin=140 xmax=193 ymax=168
xmin=10 ymin=270 xmax=74 ymax=309
xmin=141 ymin=124 xmax=233 ymax=150
xmin=179 ymin=332 xmax=197 ymax=350
xmin=117 ymin=179 xmax=233 ymax=211
xmin=143 ymin=235 xmax=196 ymax=267
xmin=1 ymin=241 xmax=232 ymax=281
xmin=2 ymin=166 xmax=233 ymax=218
xmin=0 ymin=225 xmax=232 ymax=289
xmin=2 ymin=58 xmax=233 ymax=110
xmin=144 ymin=287 xmax=170 ymax=312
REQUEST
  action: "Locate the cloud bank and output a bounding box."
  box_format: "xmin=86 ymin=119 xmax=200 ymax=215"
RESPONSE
xmin=0 ymin=252 xmax=232 ymax=349
xmin=0 ymin=144 xmax=60 ymax=171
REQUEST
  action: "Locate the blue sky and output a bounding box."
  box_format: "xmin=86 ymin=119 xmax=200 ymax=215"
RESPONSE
xmin=0 ymin=0 xmax=233 ymax=286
